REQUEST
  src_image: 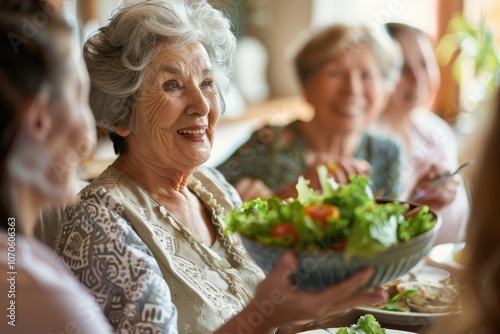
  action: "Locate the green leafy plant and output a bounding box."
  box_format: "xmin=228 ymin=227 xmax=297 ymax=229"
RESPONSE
xmin=436 ymin=13 xmax=500 ymax=95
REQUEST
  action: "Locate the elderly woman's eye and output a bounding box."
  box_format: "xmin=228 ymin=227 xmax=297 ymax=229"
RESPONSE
xmin=201 ymin=79 xmax=215 ymax=88
xmin=163 ymin=81 xmax=181 ymax=91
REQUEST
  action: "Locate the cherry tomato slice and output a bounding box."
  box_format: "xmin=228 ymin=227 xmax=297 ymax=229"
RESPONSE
xmin=331 ymin=239 xmax=346 ymax=251
xmin=270 ymin=223 xmax=299 ymax=244
xmin=304 ymin=204 xmax=340 ymax=226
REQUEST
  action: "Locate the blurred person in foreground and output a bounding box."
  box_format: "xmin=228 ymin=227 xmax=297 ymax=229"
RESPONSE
xmin=378 ymin=23 xmax=469 ymax=244
xmin=0 ymin=1 xmax=111 ymax=332
xmin=51 ymin=1 xmax=387 ymax=333
xmin=425 ymin=88 xmax=500 ymax=334
xmin=217 ymin=24 xmax=403 ymax=202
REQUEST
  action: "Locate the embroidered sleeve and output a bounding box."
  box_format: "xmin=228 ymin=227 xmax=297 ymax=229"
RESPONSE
xmin=55 ymin=188 xmax=178 ymax=334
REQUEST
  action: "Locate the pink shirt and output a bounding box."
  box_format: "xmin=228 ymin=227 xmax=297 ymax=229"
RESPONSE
xmin=0 ymin=232 xmax=112 ymax=333
xmin=378 ymin=108 xmax=470 ymax=244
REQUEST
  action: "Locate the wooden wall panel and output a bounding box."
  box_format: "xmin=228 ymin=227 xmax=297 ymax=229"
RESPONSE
xmin=434 ymin=0 xmax=464 ymax=124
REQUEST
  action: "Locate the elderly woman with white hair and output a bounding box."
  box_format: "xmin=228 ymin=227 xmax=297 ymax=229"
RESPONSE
xmin=52 ymin=1 xmax=386 ymax=333
xmin=217 ymin=24 xmax=404 ymax=202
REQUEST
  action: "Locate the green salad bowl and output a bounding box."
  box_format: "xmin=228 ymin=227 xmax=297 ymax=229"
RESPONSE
xmin=239 ymin=200 xmax=441 ymax=291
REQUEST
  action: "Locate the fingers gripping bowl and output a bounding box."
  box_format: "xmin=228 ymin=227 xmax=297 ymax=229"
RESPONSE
xmin=225 ymin=167 xmax=441 ymax=291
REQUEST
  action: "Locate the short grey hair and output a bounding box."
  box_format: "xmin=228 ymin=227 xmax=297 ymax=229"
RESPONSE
xmin=293 ymin=24 xmax=402 ymax=92
xmin=83 ymin=0 xmax=236 ymax=154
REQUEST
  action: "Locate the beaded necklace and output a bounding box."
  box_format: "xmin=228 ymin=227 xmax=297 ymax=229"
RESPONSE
xmin=158 ymin=175 xmax=264 ymax=304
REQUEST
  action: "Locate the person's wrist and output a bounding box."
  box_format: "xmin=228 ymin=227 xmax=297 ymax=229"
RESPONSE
xmin=238 ymin=303 xmax=277 ymax=333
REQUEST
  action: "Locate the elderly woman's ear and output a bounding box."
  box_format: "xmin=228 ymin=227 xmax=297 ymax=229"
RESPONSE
xmin=111 ymin=125 xmax=131 ymax=137
xmin=24 ymin=92 xmax=51 ymax=142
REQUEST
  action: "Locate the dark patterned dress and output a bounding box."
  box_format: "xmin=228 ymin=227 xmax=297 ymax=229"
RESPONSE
xmin=217 ymin=123 xmax=402 ymax=199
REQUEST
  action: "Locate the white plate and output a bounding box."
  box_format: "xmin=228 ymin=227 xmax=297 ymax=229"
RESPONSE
xmin=353 ymin=306 xmax=458 ymax=327
xmin=298 ymin=327 xmax=416 ymax=334
xmin=408 ymin=263 xmax=450 ymax=282
xmin=426 ymin=242 xmax=465 ymax=271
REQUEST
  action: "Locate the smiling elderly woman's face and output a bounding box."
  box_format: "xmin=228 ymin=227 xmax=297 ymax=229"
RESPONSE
xmin=127 ymin=42 xmax=221 ymax=170
xmin=302 ymin=42 xmax=386 ymax=135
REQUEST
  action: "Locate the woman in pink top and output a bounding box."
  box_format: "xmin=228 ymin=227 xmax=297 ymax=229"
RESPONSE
xmin=378 ymin=22 xmax=470 ymax=244
xmin=0 ymin=1 xmax=111 ymax=332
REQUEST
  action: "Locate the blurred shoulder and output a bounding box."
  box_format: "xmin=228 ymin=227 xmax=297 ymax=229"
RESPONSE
xmin=411 ymin=108 xmax=457 ymax=140
xmin=250 ymin=122 xmax=301 ymax=149
xmin=0 ymin=235 xmax=112 ymax=333
xmin=410 ymin=109 xmax=459 ymax=162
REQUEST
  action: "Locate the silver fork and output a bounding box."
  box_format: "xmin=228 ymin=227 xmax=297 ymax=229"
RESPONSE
xmin=312 ymin=321 xmax=336 ymax=334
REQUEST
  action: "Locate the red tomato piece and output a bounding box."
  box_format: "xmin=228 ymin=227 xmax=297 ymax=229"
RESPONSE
xmin=304 ymin=204 xmax=340 ymax=226
xmin=331 ymin=239 xmax=346 ymax=251
xmin=270 ymin=223 xmax=299 ymax=244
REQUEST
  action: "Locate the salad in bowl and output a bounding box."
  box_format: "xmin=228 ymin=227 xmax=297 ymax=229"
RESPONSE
xmin=225 ymin=166 xmax=440 ymax=291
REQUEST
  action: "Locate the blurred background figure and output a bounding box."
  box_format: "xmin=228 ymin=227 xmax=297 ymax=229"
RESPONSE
xmin=377 ymin=22 xmax=470 ymax=244
xmin=426 ymin=88 xmax=500 ymax=334
xmin=0 ymin=0 xmax=111 ymax=332
xmin=217 ymin=24 xmax=403 ymax=202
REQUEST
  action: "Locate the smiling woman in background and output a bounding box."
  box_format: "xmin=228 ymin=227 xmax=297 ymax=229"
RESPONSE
xmin=378 ymin=22 xmax=470 ymax=244
xmin=51 ymin=1 xmax=386 ymax=333
xmin=217 ymin=24 xmax=403 ymax=202
xmin=0 ymin=1 xmax=111 ymax=332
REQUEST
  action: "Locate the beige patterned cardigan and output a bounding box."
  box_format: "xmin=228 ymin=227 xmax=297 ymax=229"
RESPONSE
xmin=54 ymin=165 xmax=264 ymax=333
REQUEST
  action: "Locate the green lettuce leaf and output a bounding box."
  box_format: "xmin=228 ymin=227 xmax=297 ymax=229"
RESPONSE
xmin=334 ymin=314 xmax=386 ymax=333
xmin=344 ymin=202 xmax=405 ymax=259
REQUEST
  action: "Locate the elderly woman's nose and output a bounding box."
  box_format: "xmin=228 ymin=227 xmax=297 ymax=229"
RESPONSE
xmin=343 ymin=74 xmax=363 ymax=95
xmin=186 ymin=87 xmax=210 ymax=115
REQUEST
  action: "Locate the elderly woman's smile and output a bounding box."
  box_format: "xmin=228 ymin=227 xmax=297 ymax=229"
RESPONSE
xmin=177 ymin=127 xmax=208 ymax=141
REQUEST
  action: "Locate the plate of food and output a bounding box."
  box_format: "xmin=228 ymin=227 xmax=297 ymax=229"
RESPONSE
xmin=426 ymin=242 xmax=466 ymax=271
xmin=354 ymin=275 xmax=461 ymax=326
xmin=301 ymin=329 xmax=416 ymax=334
xmin=354 ymin=306 xmax=458 ymax=327
xmin=297 ymin=314 xmax=417 ymax=333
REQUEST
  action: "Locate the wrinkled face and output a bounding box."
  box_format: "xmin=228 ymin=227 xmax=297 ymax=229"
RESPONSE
xmin=303 ymin=43 xmax=386 ymax=134
xmin=390 ymin=31 xmax=439 ymax=112
xmin=130 ymin=42 xmax=220 ymax=171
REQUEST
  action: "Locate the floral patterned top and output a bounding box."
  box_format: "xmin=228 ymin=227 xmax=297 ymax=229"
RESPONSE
xmin=217 ymin=123 xmax=402 ymax=199
xmin=54 ymin=166 xmax=264 ymax=333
